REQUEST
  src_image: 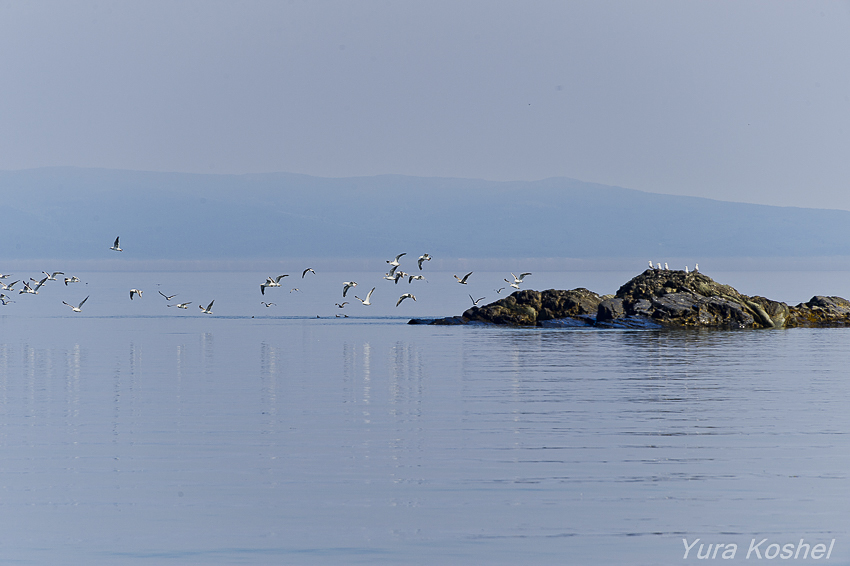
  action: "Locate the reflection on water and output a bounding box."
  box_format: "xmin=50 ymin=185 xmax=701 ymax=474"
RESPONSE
xmin=0 ymin=319 xmax=847 ymax=565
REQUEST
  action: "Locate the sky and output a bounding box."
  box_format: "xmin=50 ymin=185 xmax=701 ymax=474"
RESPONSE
xmin=1 ymin=1 xmax=849 ymax=210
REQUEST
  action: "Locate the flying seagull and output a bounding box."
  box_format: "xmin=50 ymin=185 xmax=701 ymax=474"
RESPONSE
xmin=199 ymin=300 xmax=214 ymax=314
xmin=396 ymin=293 xmax=416 ymax=307
xmin=469 ymin=295 xmax=485 ymax=306
xmin=260 ymin=275 xmax=288 ymax=295
xmin=387 ymin=253 xmax=406 ymax=267
xmin=64 ymin=276 xmax=80 ymax=286
xmin=130 ymin=289 xmax=143 ymax=300
xmin=355 ymin=287 xmax=375 ymax=305
xmin=417 ymin=254 xmax=431 ymax=270
xmin=63 ymin=295 xmax=89 ymax=313
xmin=454 ymin=272 xmax=473 ymax=284
xmin=302 ymin=268 xmax=316 ymax=278
xmin=21 ymin=277 xmax=48 ymax=294
xmin=168 ymin=302 xmax=192 ymax=309
xmin=261 ymin=301 xmax=276 ymax=307
xmin=342 ymin=281 xmax=357 ymax=297
xmin=1 ymin=280 xmax=19 ymax=291
xmin=110 ymin=236 xmax=122 ymax=252
xmin=335 ymin=302 xmax=349 ymax=308
xmin=158 ymin=291 xmax=177 ymax=300
xmin=43 ymin=271 xmax=64 ymax=281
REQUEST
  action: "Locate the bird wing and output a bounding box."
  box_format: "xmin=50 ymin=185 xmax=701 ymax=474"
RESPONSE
xmin=366 ymin=287 xmax=375 ymax=300
xmin=79 ymin=296 xmax=89 ymax=308
xmin=519 ymin=272 xmax=531 ymax=280
xmin=113 ymin=236 xmax=120 ymax=247
xmin=395 ymin=253 xmax=406 ymax=261
xmin=462 ymin=272 xmax=473 ymax=283
xmin=275 ymin=274 xmax=289 ymax=282
xmin=207 ymin=301 xmax=214 ymax=310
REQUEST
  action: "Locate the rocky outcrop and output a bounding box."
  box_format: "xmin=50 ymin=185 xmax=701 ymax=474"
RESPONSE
xmin=419 ymin=269 xmax=850 ymax=329
xmin=461 ymin=288 xmax=602 ymax=326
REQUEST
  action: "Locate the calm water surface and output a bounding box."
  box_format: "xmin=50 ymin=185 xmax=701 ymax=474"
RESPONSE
xmin=0 ymin=271 xmax=848 ymax=564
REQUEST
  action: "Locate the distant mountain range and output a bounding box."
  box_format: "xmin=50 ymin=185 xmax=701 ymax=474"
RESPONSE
xmin=2 ymin=167 xmax=849 ymax=261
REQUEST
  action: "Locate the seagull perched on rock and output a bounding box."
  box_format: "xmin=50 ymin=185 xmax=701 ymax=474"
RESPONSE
xmin=695 ymin=263 xmax=700 ymax=272
xmin=199 ymin=300 xmax=214 ymax=314
xmin=417 ymin=254 xmax=431 ymax=270
xmin=168 ymin=302 xmax=192 ymax=309
xmin=64 ymin=276 xmax=80 ymax=286
xmin=63 ymin=295 xmax=89 ymax=312
xmin=158 ymin=291 xmax=177 ymax=300
xmin=685 ymin=266 xmax=689 ymax=274
xmin=648 ymin=260 xmax=654 ymax=270
xmin=342 ymin=281 xmax=357 ymax=297
xmin=110 ymin=236 xmax=122 ymax=252
xmin=396 ymin=293 xmax=415 ymax=307
xmin=261 ymin=275 xmax=288 ymax=295
xmin=454 ymin=272 xmax=473 ymax=284
xmin=355 ymin=287 xmax=375 ymax=305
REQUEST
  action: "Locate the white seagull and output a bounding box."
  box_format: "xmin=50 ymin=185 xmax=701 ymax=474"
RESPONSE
xmin=469 ymin=295 xmax=485 ymax=306
xmin=408 ymin=274 xmax=426 ymax=283
xmin=1 ymin=280 xmax=19 ymax=291
xmin=168 ymin=302 xmax=192 ymax=309
xmin=110 ymin=236 xmax=122 ymax=252
xmin=0 ymin=273 xmax=10 ymax=279
xmin=387 ymin=253 xmax=406 ymax=267
xmin=355 ymin=287 xmax=375 ymax=305
xmin=0 ymin=293 xmax=14 ymax=305
xmin=43 ymin=271 xmax=64 ymax=281
xmin=63 ymin=295 xmax=89 ymax=312
xmin=335 ymin=302 xmax=349 ymax=308
xmin=158 ymin=291 xmax=178 ymax=300
xmin=21 ymin=277 xmax=48 ymax=294
xmin=64 ymin=276 xmax=80 ymax=286
xmin=261 ymin=301 xmax=276 ymax=307
xmin=417 ymin=254 xmax=431 ymax=270
xmin=685 ymin=266 xmax=690 ymax=274
xmin=695 ymin=263 xmax=700 ymax=272
xmin=261 ymin=275 xmax=288 ymax=295
xmin=302 ymin=268 xmax=316 ymax=278
xmin=342 ymin=281 xmax=357 ymax=297
xmin=648 ymin=260 xmax=654 ymax=270
xmin=664 ymin=263 xmax=669 ymax=270
xmin=130 ymin=289 xmax=143 ymax=300
xmin=454 ymin=272 xmax=473 ymax=284
xmin=199 ymin=300 xmax=214 ymax=314
xmin=396 ymin=293 xmax=416 ymax=307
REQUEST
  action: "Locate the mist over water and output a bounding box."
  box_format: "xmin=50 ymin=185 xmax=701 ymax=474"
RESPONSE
xmin=0 ymin=271 xmax=848 ymax=564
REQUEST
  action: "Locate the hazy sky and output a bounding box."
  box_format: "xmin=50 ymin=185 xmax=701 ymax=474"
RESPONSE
xmin=2 ymin=1 xmax=849 ymax=210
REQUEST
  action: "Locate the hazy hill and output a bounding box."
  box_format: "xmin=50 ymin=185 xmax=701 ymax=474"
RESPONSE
xmin=2 ymin=167 xmax=849 ymax=261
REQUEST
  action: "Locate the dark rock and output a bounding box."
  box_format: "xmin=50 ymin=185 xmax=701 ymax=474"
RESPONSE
xmin=416 ymin=269 xmax=850 ymax=329
xmin=787 ymin=296 xmax=850 ymax=327
xmin=462 ymin=288 xmax=603 ymax=326
xmin=596 ymin=297 xmax=624 ymax=322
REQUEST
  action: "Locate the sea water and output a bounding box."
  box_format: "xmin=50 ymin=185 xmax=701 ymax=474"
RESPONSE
xmin=0 ymin=271 xmax=848 ymax=565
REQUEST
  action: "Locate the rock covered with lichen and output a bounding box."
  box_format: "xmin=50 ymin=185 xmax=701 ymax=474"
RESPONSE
xmin=417 ymin=269 xmax=850 ymax=329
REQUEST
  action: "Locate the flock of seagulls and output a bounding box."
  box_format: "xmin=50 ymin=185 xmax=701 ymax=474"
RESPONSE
xmin=12 ymin=235 xmax=699 ymax=317
xmin=649 ymin=261 xmax=699 ymax=273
